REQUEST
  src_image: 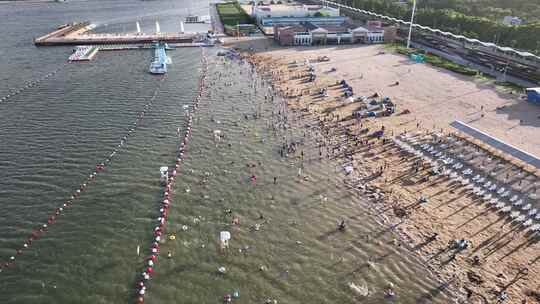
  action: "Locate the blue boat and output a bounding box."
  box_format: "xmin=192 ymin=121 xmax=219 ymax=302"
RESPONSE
xmin=149 ymin=43 xmax=168 ymax=74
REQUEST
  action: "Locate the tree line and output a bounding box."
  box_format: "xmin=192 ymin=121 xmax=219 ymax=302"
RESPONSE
xmin=336 ymin=0 xmax=540 ymax=54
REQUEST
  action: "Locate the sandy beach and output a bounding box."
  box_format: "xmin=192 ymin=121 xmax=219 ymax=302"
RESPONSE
xmin=225 ymin=38 xmax=540 ymax=303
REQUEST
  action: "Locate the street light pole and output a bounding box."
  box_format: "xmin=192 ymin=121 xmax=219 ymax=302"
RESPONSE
xmin=406 ymin=0 xmax=417 ymax=49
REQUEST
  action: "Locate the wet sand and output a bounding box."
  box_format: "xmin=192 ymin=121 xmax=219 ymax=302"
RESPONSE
xmin=227 ymin=39 xmax=540 ymax=304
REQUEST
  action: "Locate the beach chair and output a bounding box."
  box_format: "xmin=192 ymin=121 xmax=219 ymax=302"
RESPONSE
xmin=501 ymin=206 xmax=512 ymax=213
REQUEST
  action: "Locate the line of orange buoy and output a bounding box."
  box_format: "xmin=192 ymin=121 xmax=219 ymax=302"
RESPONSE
xmin=0 ymin=63 xmax=68 ymax=104
xmin=134 ymin=48 xmax=208 ymax=304
xmin=0 ymin=76 xmax=167 ymax=272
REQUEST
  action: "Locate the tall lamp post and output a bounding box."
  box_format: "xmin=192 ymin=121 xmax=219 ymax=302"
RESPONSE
xmin=406 ymin=0 xmax=417 ymax=49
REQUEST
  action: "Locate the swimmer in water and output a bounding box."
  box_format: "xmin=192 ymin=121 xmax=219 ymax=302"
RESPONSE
xmin=338 ymin=220 xmax=346 ymax=231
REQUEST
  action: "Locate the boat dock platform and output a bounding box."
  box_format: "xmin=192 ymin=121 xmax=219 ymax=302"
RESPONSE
xmin=35 ymin=21 xmax=198 ymax=46
xmin=68 ymin=46 xmax=99 ymax=61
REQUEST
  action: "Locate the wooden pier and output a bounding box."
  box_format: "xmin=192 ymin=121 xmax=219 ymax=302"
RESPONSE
xmin=34 ymin=22 xmax=199 ymax=46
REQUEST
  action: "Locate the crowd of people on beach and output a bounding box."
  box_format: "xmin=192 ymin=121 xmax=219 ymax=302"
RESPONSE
xmin=225 ymin=47 xmax=540 ymax=303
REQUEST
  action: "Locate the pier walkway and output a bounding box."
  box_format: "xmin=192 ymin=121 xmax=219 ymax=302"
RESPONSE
xmin=35 ymin=22 xmax=199 ymax=46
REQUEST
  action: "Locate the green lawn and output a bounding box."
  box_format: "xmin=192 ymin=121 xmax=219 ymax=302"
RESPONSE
xmin=386 ymin=43 xmax=478 ymax=76
xmin=216 ymin=2 xmax=254 ymax=26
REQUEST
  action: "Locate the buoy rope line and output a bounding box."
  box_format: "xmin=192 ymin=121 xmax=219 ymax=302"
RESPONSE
xmin=134 ymin=48 xmax=208 ymax=304
xmin=0 ymin=63 xmax=69 ymax=104
xmin=0 ymin=76 xmax=167 ymax=272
